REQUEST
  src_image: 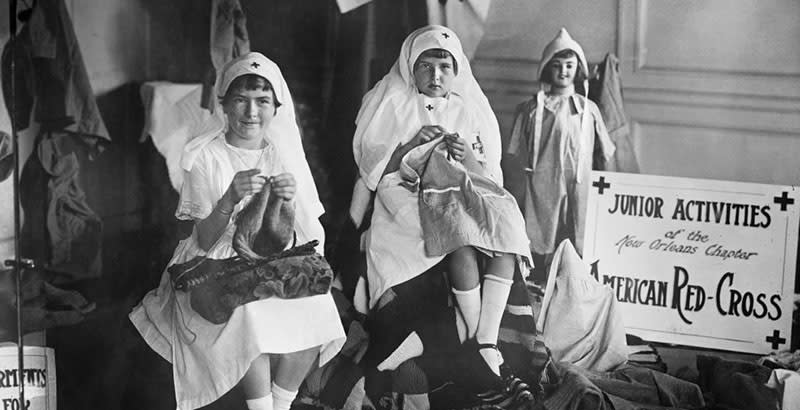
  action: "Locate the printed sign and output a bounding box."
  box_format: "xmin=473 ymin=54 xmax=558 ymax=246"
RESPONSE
xmin=0 ymin=345 xmax=56 ymax=410
xmin=583 ymin=172 xmax=798 ymax=354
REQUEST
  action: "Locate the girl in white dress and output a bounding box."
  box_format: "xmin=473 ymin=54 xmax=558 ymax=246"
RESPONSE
xmin=130 ymin=52 xmax=345 ymax=410
xmin=352 ymin=26 xmax=532 ymax=402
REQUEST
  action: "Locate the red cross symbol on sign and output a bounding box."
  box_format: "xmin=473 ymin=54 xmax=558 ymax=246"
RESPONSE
xmin=774 ymin=191 xmax=794 ymax=211
xmin=766 ymin=329 xmax=786 ymax=350
xmin=592 ymin=176 xmax=611 ymax=194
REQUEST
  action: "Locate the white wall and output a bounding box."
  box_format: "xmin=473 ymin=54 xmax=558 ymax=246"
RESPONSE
xmin=474 ymin=0 xmax=800 ymax=186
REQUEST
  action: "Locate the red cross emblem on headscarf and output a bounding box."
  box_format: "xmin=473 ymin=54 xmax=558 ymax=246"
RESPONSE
xmin=442 ymin=32 xmax=450 ymax=39
xmin=251 ymin=62 xmax=260 ymax=69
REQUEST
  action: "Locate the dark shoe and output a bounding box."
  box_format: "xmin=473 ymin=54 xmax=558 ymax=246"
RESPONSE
xmin=456 ymin=339 xmax=505 ymax=393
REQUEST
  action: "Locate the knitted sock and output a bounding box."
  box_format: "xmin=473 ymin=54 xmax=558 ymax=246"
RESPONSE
xmin=377 ymin=331 xmax=424 ymax=371
xmin=452 ymin=285 xmax=481 ymax=339
xmin=476 ymin=274 xmax=513 ymax=376
xmin=271 ymin=382 xmax=297 ymax=410
xmin=245 ymin=394 xmax=273 ymax=410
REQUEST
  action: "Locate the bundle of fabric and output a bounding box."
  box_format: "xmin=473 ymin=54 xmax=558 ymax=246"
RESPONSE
xmin=167 ymin=185 xmax=333 ymax=324
xmin=624 ymin=335 xmax=667 ymax=373
xmin=697 ymin=355 xmax=779 ymax=410
xmin=759 ymin=350 xmax=800 ymax=371
xmin=168 ymin=240 xmax=333 ymax=324
xmin=543 ymin=361 xmax=705 ymax=410
xmin=537 ymin=239 xmax=628 ymax=372
xmin=0 ymin=268 xmax=95 ymax=341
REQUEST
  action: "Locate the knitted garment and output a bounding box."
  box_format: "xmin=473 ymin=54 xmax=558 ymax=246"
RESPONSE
xmin=175 ymin=250 xmax=334 ymax=324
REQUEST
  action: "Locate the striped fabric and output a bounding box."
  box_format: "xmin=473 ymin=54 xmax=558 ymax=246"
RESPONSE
xmin=497 ymin=269 xmax=551 ymax=392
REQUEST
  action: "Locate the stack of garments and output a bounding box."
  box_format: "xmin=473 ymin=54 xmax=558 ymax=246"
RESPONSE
xmin=625 ymin=334 xmax=667 ymax=373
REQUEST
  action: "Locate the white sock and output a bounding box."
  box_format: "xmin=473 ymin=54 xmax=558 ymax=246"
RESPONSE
xmin=455 ymin=308 xmax=468 ymax=343
xmin=476 ymin=274 xmax=513 ymax=376
xmin=377 ymin=331 xmax=424 ymax=371
xmin=271 ymin=382 xmax=297 ymax=410
xmin=452 ymin=285 xmax=481 ymax=339
xmin=246 ymin=394 xmax=273 ymax=410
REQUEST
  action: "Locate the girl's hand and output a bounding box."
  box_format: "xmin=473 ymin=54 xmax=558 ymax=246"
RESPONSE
xmin=269 ymin=173 xmax=296 ymax=201
xmin=444 ymin=133 xmax=467 ymax=162
xmin=409 ymin=125 xmax=446 ymax=148
xmin=384 ymin=125 xmax=447 ymax=177
xmin=226 ymin=169 xmax=266 ymax=204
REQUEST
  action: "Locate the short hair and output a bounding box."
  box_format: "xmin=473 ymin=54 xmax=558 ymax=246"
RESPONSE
xmin=222 ymin=74 xmax=282 ymax=108
xmin=539 ymin=49 xmax=586 ymax=84
xmin=414 ymin=48 xmax=459 ymax=75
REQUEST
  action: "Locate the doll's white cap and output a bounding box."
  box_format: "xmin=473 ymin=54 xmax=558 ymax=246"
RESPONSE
xmin=537 ymin=28 xmax=589 ymax=81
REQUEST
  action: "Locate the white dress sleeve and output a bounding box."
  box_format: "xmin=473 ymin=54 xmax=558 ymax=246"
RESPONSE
xmin=175 ymin=151 xmax=216 ymax=221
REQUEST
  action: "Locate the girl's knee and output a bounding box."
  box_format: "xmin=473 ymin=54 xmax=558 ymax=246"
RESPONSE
xmin=486 ymin=254 xmax=515 ymax=279
xmin=451 ymin=246 xmax=477 ymax=260
xmin=448 ymin=247 xmax=480 ymax=289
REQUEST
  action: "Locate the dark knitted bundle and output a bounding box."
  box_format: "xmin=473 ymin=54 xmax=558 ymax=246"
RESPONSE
xmin=168 ymin=188 xmax=333 ymax=324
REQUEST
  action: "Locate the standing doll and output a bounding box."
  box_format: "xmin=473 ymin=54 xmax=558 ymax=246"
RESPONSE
xmin=507 ymin=28 xmax=615 ymax=266
xmin=130 ymin=53 xmax=345 ymax=410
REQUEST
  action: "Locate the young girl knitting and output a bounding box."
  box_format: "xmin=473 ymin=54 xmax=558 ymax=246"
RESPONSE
xmin=130 ymin=52 xmax=345 ymax=410
xmin=353 ymin=25 xmax=531 ymax=398
xmin=507 ymin=28 xmax=615 ymax=264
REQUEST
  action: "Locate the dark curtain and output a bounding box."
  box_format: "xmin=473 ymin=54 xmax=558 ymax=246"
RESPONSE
xmin=320 ymin=1 xmax=427 ymax=282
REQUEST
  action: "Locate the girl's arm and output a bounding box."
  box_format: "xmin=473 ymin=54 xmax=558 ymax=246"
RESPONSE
xmin=195 ymin=190 xmax=237 ymax=251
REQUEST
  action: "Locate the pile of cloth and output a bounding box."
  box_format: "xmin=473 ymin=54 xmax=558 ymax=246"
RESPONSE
xmin=293 ymin=235 xmax=800 ymax=410
xmin=0 ymin=268 xmax=95 ymax=342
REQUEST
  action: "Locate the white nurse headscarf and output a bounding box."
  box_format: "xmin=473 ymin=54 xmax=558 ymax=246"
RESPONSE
xmin=352 ymin=25 xmax=502 ymax=190
xmin=181 ymin=52 xmax=325 ymax=244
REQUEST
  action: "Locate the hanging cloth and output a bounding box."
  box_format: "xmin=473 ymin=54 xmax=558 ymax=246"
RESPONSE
xmin=0 ymin=0 xmax=109 ymax=143
xmin=201 ymin=0 xmax=251 ymax=110
xmin=19 ymin=132 xmax=103 ymax=279
xmin=1 ymin=0 xmax=107 ymax=279
xmin=588 ymin=53 xmax=640 ymax=173
xmin=426 ymin=0 xmax=493 ymax=59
